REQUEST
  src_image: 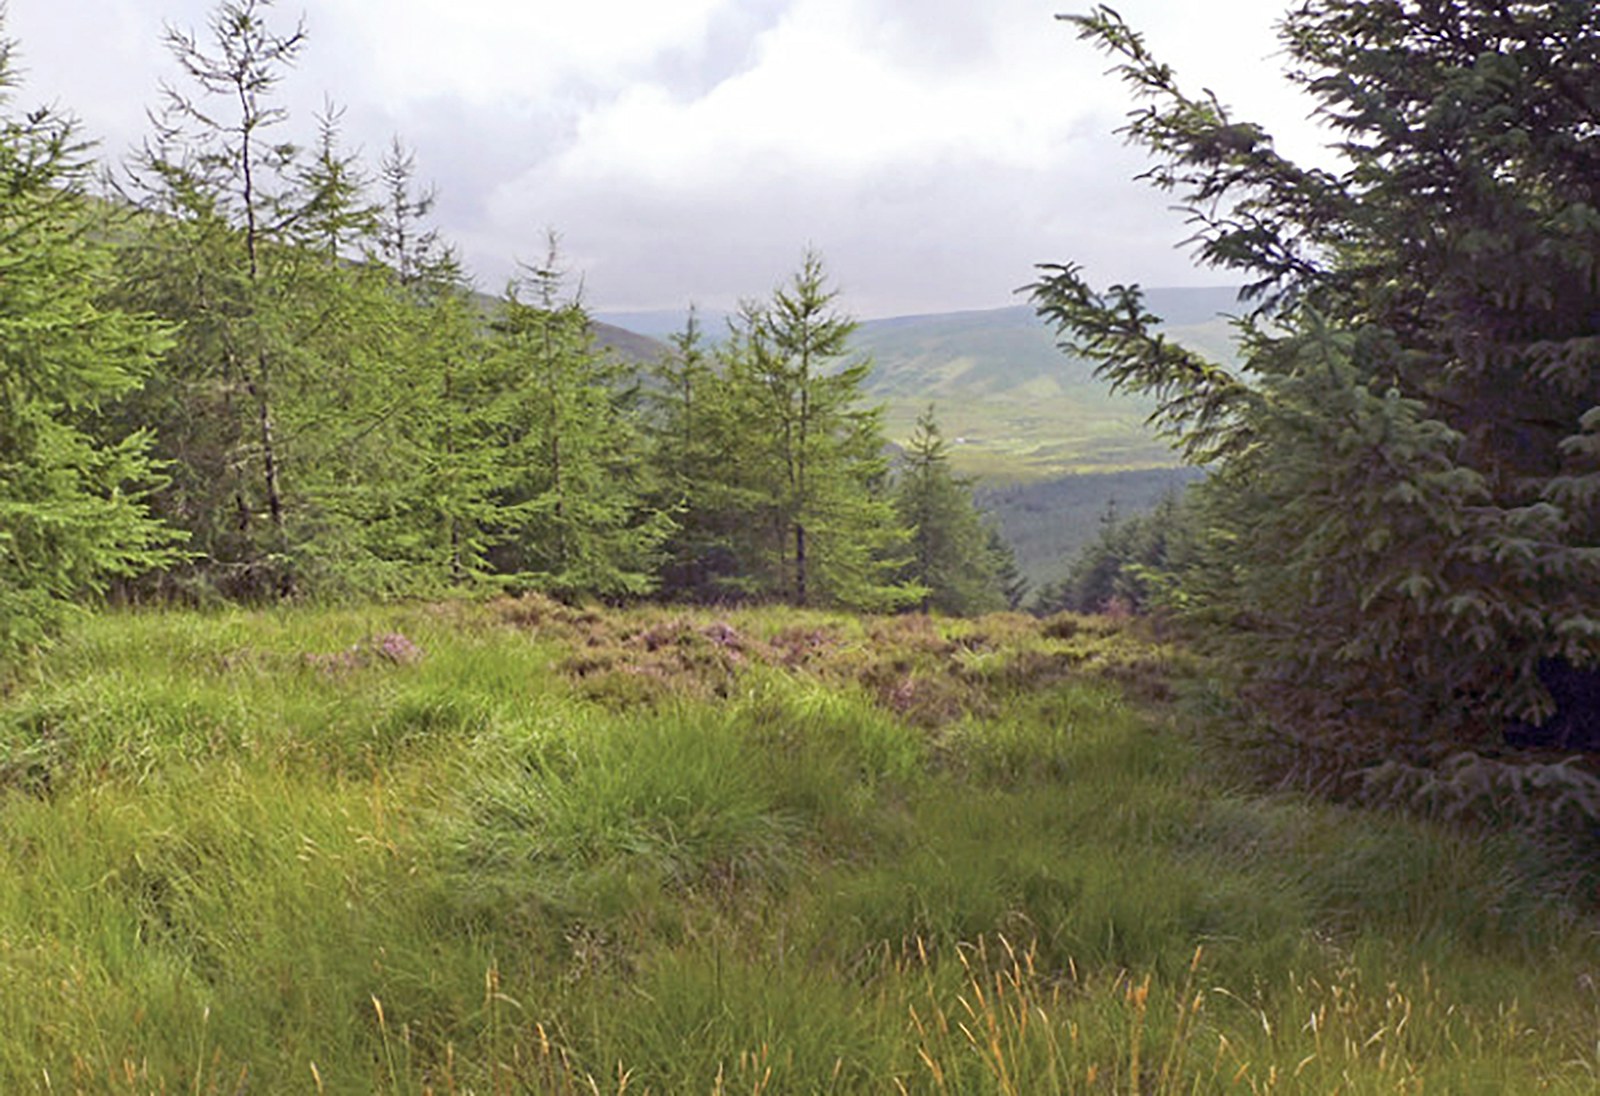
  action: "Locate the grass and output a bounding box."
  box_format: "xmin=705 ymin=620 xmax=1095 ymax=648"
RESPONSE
xmin=1 ymin=597 xmax=1597 ymax=1091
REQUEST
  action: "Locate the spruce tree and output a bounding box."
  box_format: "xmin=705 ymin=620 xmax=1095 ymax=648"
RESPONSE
xmin=1031 ymin=1 xmax=1600 ymax=753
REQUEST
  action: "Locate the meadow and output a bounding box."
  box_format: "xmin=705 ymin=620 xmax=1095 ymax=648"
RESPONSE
xmin=1 ymin=599 xmax=1596 ymax=1093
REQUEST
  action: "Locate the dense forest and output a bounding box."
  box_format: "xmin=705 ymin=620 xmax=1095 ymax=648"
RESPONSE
xmin=0 ymin=0 xmax=1022 ymax=662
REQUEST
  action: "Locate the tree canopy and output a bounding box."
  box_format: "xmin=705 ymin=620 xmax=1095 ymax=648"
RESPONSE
xmin=0 ymin=0 xmax=1028 ymax=662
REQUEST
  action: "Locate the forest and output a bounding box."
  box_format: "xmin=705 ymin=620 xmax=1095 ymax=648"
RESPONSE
xmin=4 ymin=0 xmax=1600 ymax=1090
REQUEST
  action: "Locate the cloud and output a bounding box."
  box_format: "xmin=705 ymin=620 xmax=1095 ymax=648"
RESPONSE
xmin=311 ymin=0 xmax=733 ymax=106
xmin=4 ymin=0 xmax=1327 ymax=315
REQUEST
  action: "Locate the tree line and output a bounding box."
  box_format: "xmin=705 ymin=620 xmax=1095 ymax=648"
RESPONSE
xmin=0 ymin=0 xmax=1021 ymax=659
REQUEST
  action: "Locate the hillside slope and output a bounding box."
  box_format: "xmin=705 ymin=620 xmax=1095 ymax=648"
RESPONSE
xmin=1 ymin=602 xmax=1591 ymax=1091
xmin=853 ymin=288 xmax=1240 ymax=480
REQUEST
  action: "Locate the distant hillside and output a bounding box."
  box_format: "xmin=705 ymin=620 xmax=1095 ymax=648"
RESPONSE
xmin=595 ymin=289 xmax=1242 ymax=478
xmin=853 ymin=289 xmax=1240 ymax=481
xmin=469 ymin=293 xmax=671 ymax=365
xmin=592 ymin=309 xmax=735 ymax=342
xmin=590 ymin=321 xmax=669 ymax=364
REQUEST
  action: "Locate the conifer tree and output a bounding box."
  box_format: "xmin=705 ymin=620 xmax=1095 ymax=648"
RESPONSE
xmin=487 ymin=251 xmax=671 ymax=598
xmin=646 ymin=308 xmax=747 ymax=598
xmin=722 ymin=252 xmax=914 ymax=609
xmin=893 ymin=407 xmax=1007 ymax=615
xmin=1032 ymin=1 xmax=1600 ymax=751
xmin=0 ymin=28 xmax=181 ymax=655
xmin=366 ymin=140 xmax=502 ymax=586
xmin=112 ymin=0 xmax=312 ymax=595
xmin=113 ymin=0 xmax=441 ymax=597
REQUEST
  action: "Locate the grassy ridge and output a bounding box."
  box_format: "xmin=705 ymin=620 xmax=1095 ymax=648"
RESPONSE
xmin=1 ymin=601 xmax=1596 ymax=1092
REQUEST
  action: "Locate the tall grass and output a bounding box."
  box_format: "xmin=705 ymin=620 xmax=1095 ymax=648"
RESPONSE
xmin=0 ymin=600 xmax=1596 ymax=1091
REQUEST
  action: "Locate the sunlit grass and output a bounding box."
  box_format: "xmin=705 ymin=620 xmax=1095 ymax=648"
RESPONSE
xmin=1 ymin=599 xmax=1596 ymax=1091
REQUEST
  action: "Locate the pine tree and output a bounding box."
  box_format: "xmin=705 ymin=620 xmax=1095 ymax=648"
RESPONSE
xmin=0 ymin=27 xmax=182 ymax=655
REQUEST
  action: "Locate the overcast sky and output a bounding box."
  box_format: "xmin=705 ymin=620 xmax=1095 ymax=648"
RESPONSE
xmin=6 ymin=0 xmax=1330 ymax=317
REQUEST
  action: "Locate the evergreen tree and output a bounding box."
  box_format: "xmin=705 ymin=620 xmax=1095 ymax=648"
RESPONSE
xmin=646 ymin=307 xmax=747 ymax=598
xmin=111 ymin=0 xmax=311 ymax=596
xmin=1033 ymin=492 xmax=1186 ymax=616
xmin=365 ymin=140 xmax=502 ymax=586
xmin=0 ymin=28 xmax=181 ymax=655
xmin=1031 ymin=1 xmax=1600 ymax=751
xmin=113 ymin=0 xmax=451 ymax=598
xmin=987 ymin=524 xmax=1030 ymax=611
xmin=486 ymin=252 xmax=671 ymax=599
xmin=893 ymin=407 xmax=1007 ymax=615
xmin=721 ymin=252 xmax=914 ymax=610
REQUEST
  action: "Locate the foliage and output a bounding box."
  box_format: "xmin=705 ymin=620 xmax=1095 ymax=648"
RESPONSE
xmin=645 ymin=307 xmax=751 ymax=599
xmin=485 ymin=254 xmax=673 ymax=598
xmin=715 ymin=252 xmax=917 ymax=610
xmin=893 ymin=407 xmax=1010 ymax=615
xmin=1034 ymin=491 xmax=1188 ymax=616
xmin=111 ymin=0 xmax=348 ymax=597
xmin=1032 ymin=1 xmax=1600 ymax=755
xmin=0 ymin=0 xmax=1007 ymax=624
xmin=0 ymin=27 xmax=182 ymax=658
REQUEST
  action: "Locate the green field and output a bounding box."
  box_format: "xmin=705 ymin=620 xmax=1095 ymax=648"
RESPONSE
xmin=1 ymin=600 xmax=1595 ymax=1092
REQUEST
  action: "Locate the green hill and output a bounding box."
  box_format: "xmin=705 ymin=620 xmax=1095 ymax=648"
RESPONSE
xmin=853 ymin=289 xmax=1240 ymax=481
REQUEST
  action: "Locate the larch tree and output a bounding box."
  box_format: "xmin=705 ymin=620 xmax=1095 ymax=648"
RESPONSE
xmin=114 ymin=0 xmax=436 ymax=598
xmin=723 ymin=252 xmax=914 ymax=610
xmin=486 ymin=251 xmax=672 ymax=599
xmin=646 ymin=307 xmax=748 ymax=599
xmin=0 ymin=25 xmax=182 ymax=656
xmin=112 ymin=0 xmax=311 ymax=596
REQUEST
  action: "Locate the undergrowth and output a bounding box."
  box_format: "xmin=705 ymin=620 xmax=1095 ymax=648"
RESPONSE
xmin=0 ymin=597 xmax=1595 ymax=1092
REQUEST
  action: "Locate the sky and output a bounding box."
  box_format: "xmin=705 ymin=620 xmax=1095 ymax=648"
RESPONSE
xmin=6 ymin=0 xmax=1332 ymax=318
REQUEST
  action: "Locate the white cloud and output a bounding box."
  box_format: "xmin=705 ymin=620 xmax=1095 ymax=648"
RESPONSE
xmin=5 ymin=0 xmax=1330 ymax=314
xmin=313 ymin=0 xmax=731 ymax=106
